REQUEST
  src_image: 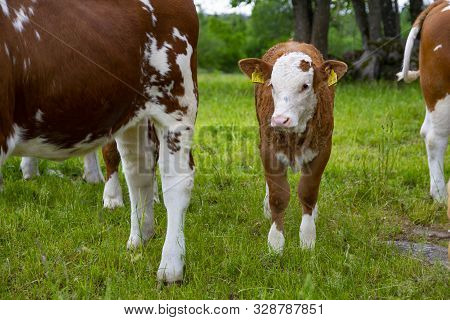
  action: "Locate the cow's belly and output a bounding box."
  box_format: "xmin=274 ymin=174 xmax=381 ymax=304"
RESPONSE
xmin=12 ymin=134 xmax=109 ymax=160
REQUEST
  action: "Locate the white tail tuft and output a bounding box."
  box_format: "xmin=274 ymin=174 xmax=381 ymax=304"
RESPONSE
xmin=396 ymin=70 xmax=420 ymax=83
xmin=397 ymin=26 xmax=420 ymax=83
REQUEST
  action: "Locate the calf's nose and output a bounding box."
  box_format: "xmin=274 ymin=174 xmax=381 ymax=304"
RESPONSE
xmin=271 ymin=115 xmax=291 ymax=128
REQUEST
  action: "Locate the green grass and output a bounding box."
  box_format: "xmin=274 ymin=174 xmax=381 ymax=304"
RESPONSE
xmin=0 ymin=74 xmax=448 ymax=299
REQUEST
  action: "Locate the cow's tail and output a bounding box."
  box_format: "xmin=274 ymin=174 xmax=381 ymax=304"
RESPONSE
xmin=396 ymin=1 xmax=444 ymax=83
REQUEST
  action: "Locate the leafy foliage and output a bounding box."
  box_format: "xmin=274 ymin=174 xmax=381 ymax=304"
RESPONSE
xmin=198 ymin=12 xmax=248 ymax=72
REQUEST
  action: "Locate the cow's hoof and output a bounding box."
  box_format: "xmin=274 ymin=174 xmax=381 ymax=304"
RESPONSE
xmin=83 ymin=171 xmax=105 ymax=184
xmin=103 ymin=197 xmax=124 ymax=209
xmin=157 ymin=256 xmax=185 ymax=284
xmin=430 ymin=189 xmax=447 ymax=204
xmin=103 ymin=195 xmax=124 ymax=209
xmin=300 ymin=214 xmax=316 ymax=249
xmin=22 ymin=171 xmax=39 ymax=180
xmin=126 ymin=233 xmax=149 ymax=249
xmin=103 ymin=173 xmax=123 ymax=209
xmin=268 ymin=223 xmax=284 ymax=254
xmin=20 ymin=158 xmax=40 ymax=180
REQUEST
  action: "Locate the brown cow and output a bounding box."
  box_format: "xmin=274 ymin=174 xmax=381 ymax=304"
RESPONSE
xmin=239 ymin=41 xmax=347 ymax=253
xmin=397 ymin=0 xmax=450 ymax=205
xmin=0 ymin=0 xmax=198 ymax=283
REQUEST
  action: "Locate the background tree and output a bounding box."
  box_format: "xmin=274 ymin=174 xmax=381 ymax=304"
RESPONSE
xmin=233 ymin=0 xmax=331 ymax=56
xmin=409 ymin=0 xmax=424 ymax=23
xmin=350 ymin=0 xmax=403 ymax=79
xmin=196 ymin=0 xmax=422 ymax=76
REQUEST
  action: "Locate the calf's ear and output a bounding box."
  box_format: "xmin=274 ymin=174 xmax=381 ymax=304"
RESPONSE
xmin=238 ymin=58 xmax=273 ymax=83
xmin=320 ymin=60 xmax=348 ymax=82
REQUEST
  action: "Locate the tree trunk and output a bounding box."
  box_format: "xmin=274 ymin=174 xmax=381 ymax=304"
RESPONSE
xmin=409 ymin=0 xmax=423 ymax=24
xmin=311 ymin=0 xmax=331 ymax=56
xmin=351 ymin=0 xmax=370 ymax=50
xmin=367 ymin=0 xmax=383 ymax=41
xmin=292 ymin=0 xmax=312 ymax=43
xmin=381 ymin=0 xmax=400 ymax=37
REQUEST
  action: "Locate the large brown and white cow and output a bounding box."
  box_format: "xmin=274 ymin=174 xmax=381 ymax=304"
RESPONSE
xmin=397 ymin=0 xmax=449 ymax=204
xmin=239 ymin=41 xmax=347 ymax=253
xmin=0 ymin=0 xmax=198 ymax=283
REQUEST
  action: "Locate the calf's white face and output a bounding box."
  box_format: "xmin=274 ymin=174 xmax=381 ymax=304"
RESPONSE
xmin=239 ymin=49 xmax=347 ymax=132
xmin=270 ymin=53 xmax=316 ymax=130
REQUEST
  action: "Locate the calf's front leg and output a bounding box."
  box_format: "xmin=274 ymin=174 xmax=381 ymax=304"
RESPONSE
xmin=298 ymin=144 xmax=331 ymax=249
xmin=262 ymin=150 xmax=290 ymax=254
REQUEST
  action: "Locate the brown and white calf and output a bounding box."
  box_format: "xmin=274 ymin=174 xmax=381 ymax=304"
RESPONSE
xmin=239 ymin=41 xmax=347 ymax=252
xmin=0 ymin=0 xmax=198 ymax=283
xmin=397 ymin=0 xmax=450 ymax=204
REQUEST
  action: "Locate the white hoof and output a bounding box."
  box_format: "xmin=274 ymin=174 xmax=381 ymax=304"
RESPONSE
xmin=157 ymin=254 xmax=185 ymax=283
xmin=83 ymin=153 xmax=104 ymax=184
xmin=103 ymin=173 xmax=124 ymax=209
xmin=430 ymin=185 xmax=447 ymax=204
xmin=126 ymin=231 xmax=153 ymax=250
xmin=300 ymin=214 xmax=316 ymax=249
xmin=83 ymin=171 xmax=105 ymax=184
xmin=20 ymin=157 xmax=39 ymax=180
xmin=127 ymin=234 xmax=143 ymax=250
xmin=268 ymin=222 xmax=284 ymax=254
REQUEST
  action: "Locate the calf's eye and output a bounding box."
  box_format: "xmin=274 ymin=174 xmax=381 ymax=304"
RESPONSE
xmin=301 ymin=84 xmax=309 ymax=91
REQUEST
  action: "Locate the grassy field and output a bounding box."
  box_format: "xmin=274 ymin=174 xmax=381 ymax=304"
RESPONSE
xmin=0 ymin=73 xmax=448 ymax=299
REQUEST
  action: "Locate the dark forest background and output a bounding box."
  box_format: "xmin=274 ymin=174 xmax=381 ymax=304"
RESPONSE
xmin=196 ymin=0 xmax=426 ymax=79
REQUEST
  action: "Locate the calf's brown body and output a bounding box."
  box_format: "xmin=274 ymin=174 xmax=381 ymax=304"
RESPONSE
xmin=240 ymin=41 xmax=347 ymax=251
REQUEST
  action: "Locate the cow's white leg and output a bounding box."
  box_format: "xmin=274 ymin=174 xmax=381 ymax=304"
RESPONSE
xmin=156 ymin=124 xmax=194 ymax=283
xmin=263 ymin=182 xmax=271 ymax=219
xmin=116 ymin=120 xmax=155 ymax=248
xmin=421 ymin=108 xmax=448 ymax=203
xmin=300 ymin=207 xmax=316 ymax=249
xmin=102 ymin=141 xmax=124 ymax=209
xmin=103 ymin=172 xmax=124 ymax=209
xmin=83 ymin=152 xmax=105 ymax=184
xmin=20 ymin=157 xmax=40 ymax=179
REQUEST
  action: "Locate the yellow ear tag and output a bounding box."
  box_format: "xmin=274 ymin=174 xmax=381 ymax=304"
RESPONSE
xmin=251 ymin=71 xmax=265 ymax=84
xmin=328 ymin=69 xmax=338 ymax=87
